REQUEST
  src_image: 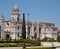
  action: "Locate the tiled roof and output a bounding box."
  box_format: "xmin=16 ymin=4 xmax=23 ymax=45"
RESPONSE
xmin=39 ymin=21 xmax=54 ymax=25
xmin=57 ymin=29 xmax=60 ymax=32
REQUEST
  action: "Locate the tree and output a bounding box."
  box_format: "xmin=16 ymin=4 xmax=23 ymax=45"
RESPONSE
xmin=22 ymin=13 xmax=26 ymax=39
xmin=57 ymin=36 xmax=60 ymax=42
xmin=57 ymin=32 xmax=60 ymax=42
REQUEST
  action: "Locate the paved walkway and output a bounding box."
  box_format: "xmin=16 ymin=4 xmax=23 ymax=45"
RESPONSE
xmin=0 ymin=47 xmax=22 ymax=49
xmin=27 ymin=46 xmax=60 ymax=49
xmin=0 ymin=46 xmax=60 ymax=49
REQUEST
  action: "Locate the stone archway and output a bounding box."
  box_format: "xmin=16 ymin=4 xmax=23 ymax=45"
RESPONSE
xmin=6 ymin=34 xmax=10 ymax=40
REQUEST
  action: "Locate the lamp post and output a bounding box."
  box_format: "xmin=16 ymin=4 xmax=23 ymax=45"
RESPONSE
xmin=27 ymin=13 xmax=29 ymax=39
xmin=44 ymin=26 xmax=46 ymax=40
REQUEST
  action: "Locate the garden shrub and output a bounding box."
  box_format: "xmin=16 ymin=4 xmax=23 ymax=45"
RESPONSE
xmin=25 ymin=47 xmax=54 ymax=49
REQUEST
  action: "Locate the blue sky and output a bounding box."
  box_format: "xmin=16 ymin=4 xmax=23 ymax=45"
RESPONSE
xmin=0 ymin=0 xmax=60 ymax=28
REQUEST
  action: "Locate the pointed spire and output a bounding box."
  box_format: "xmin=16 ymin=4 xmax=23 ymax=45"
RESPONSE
xmin=1 ymin=12 xmax=4 ymax=18
xmin=1 ymin=12 xmax=5 ymax=22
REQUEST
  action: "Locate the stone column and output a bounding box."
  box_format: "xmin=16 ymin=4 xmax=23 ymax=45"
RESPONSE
xmin=36 ymin=22 xmax=39 ymax=40
xmin=31 ymin=23 xmax=34 ymax=40
xmin=30 ymin=26 xmax=32 ymax=39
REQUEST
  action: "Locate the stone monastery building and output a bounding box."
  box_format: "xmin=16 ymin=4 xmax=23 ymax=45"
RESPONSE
xmin=0 ymin=5 xmax=58 ymax=40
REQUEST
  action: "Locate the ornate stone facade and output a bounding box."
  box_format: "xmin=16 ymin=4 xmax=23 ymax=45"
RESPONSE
xmin=0 ymin=5 xmax=58 ymax=40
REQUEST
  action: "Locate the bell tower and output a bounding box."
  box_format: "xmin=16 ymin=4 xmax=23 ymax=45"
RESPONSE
xmin=11 ymin=5 xmax=20 ymax=21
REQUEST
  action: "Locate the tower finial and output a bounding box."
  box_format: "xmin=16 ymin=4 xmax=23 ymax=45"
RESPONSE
xmin=1 ymin=12 xmax=4 ymax=18
xmin=12 ymin=4 xmax=19 ymax=12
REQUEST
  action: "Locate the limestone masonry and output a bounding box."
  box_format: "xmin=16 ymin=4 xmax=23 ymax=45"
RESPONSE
xmin=0 ymin=5 xmax=58 ymax=40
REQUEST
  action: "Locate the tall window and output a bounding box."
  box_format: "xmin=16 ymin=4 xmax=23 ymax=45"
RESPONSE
xmin=17 ymin=32 xmax=19 ymax=37
xmin=39 ymin=28 xmax=41 ymax=33
xmin=53 ymin=28 xmax=56 ymax=31
xmin=28 ymin=27 xmax=30 ymax=35
xmin=34 ymin=27 xmax=36 ymax=32
xmin=7 ymin=22 xmax=9 ymax=26
xmin=18 ymin=26 xmax=19 ymax=30
xmin=17 ymin=17 xmax=19 ymax=21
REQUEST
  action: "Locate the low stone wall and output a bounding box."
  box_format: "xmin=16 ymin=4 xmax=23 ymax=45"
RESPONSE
xmin=41 ymin=42 xmax=60 ymax=47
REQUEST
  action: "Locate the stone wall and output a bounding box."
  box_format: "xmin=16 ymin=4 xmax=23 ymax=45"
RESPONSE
xmin=41 ymin=42 xmax=60 ymax=47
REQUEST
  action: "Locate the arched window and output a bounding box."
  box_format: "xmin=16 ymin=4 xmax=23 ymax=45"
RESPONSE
xmin=17 ymin=32 xmax=19 ymax=37
xmin=18 ymin=26 xmax=19 ymax=30
xmin=34 ymin=27 xmax=36 ymax=32
xmin=28 ymin=27 xmax=30 ymax=35
xmin=17 ymin=17 xmax=19 ymax=21
xmin=7 ymin=22 xmax=9 ymax=26
xmin=39 ymin=28 xmax=41 ymax=34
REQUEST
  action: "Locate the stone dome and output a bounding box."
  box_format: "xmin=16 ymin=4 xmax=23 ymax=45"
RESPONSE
xmin=12 ymin=5 xmax=19 ymax=12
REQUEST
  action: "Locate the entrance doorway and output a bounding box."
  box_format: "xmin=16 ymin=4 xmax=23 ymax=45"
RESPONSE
xmin=6 ymin=34 xmax=10 ymax=40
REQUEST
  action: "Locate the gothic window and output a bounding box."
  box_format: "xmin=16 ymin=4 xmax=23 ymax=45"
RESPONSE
xmin=7 ymin=22 xmax=9 ymax=26
xmin=52 ymin=28 xmax=56 ymax=31
xmin=53 ymin=29 xmax=55 ymax=31
xmin=39 ymin=28 xmax=41 ymax=33
xmin=17 ymin=32 xmax=19 ymax=37
xmin=18 ymin=26 xmax=19 ymax=30
xmin=28 ymin=27 xmax=30 ymax=35
xmin=17 ymin=17 xmax=19 ymax=21
xmin=39 ymin=28 xmax=41 ymax=34
xmin=34 ymin=27 xmax=36 ymax=32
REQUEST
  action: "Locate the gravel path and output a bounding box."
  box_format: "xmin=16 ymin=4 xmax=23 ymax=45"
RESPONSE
xmin=0 ymin=47 xmax=22 ymax=49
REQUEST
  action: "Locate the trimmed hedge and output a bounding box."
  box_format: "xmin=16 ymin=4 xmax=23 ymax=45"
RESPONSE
xmin=24 ymin=47 xmax=55 ymax=49
xmin=0 ymin=40 xmax=41 ymax=47
xmin=0 ymin=40 xmax=23 ymax=43
xmin=25 ymin=40 xmax=41 ymax=46
xmin=0 ymin=43 xmax=18 ymax=47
